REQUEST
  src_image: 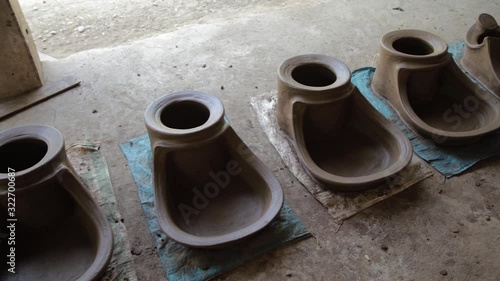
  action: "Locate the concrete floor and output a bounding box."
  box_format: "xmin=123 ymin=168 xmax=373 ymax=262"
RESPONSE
xmin=19 ymin=0 xmax=302 ymax=58
xmin=4 ymin=0 xmax=500 ymax=280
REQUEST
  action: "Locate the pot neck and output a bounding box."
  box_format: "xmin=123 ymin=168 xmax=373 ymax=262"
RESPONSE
xmin=148 ymin=114 xmax=229 ymax=148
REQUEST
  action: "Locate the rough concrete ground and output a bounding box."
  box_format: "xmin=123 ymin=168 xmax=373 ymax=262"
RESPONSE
xmin=19 ymin=0 xmax=303 ymax=58
xmin=5 ymin=0 xmax=500 ymax=280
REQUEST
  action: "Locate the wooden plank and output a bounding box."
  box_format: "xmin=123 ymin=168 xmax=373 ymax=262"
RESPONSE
xmin=0 ymin=76 xmax=80 ymax=121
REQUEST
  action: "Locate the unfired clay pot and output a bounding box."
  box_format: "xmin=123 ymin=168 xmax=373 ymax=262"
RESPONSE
xmin=276 ymin=55 xmax=413 ymax=190
xmin=0 ymin=125 xmax=113 ymax=281
xmin=145 ymin=91 xmax=284 ymax=248
xmin=372 ymin=30 xmax=500 ymax=145
xmin=462 ymin=13 xmax=500 ymax=97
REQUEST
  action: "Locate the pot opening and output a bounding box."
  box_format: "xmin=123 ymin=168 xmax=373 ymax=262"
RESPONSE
xmin=160 ymin=100 xmax=210 ymax=129
xmin=392 ymin=37 xmax=434 ymax=56
xmin=292 ymin=63 xmax=336 ymax=87
xmin=477 ymin=30 xmax=500 ymax=44
xmin=0 ymin=139 xmax=48 ymax=173
xmin=477 ymin=14 xmax=499 ymax=43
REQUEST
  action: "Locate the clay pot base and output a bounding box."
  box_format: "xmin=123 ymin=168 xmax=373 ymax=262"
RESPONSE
xmin=164 ymin=140 xmax=271 ymax=237
xmin=0 ymin=125 xmax=113 ymax=281
xmin=306 ymin=128 xmax=391 ymax=177
xmin=121 ymin=134 xmax=311 ymax=281
xmin=305 ymin=96 xmax=399 ymax=179
xmin=1 ymin=209 xmax=94 ymax=280
xmin=276 ymin=55 xmax=412 ymax=190
xmin=462 ymin=14 xmax=500 ymax=97
xmin=406 ymin=67 xmax=496 ymax=133
xmin=145 ymin=91 xmax=283 ymax=248
xmin=300 ymin=92 xmax=411 ymax=188
xmin=373 ymin=29 xmax=500 ymax=145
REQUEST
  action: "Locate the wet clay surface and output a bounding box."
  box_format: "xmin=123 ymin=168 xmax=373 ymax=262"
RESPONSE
xmin=277 ymin=54 xmax=412 ymax=189
xmin=306 ymin=127 xmax=392 ymax=178
xmin=146 ymin=91 xmax=283 ymax=247
xmin=373 ymin=29 xmax=500 ymax=145
xmin=2 ymin=2 xmax=499 ymax=279
xmin=0 ymin=125 xmax=112 ymax=281
xmin=0 ymin=176 xmax=99 ymax=281
xmin=0 ymin=210 xmax=93 ymax=281
xmin=164 ymin=140 xmax=268 ymax=237
xmin=407 ymin=69 xmax=496 ymax=132
xmin=463 ymin=13 xmax=500 ymax=97
xmin=493 ymin=39 xmax=500 ymax=78
xmin=303 ymin=97 xmax=396 ymax=178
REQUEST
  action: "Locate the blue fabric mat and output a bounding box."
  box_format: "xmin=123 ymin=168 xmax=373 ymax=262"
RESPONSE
xmin=352 ymin=42 xmax=500 ymax=178
xmin=120 ymin=134 xmax=311 ymax=281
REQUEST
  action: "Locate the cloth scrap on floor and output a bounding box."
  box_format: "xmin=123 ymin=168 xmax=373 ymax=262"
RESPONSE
xmin=120 ymin=135 xmax=311 ymax=281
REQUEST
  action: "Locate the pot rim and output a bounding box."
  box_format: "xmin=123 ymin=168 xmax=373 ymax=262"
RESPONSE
xmin=380 ymin=29 xmax=448 ymax=60
xmin=145 ymin=91 xmax=225 ymax=139
xmin=0 ymin=124 xmax=64 ymax=180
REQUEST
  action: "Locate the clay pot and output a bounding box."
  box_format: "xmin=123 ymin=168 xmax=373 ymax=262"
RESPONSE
xmin=276 ymin=54 xmax=412 ymax=190
xmin=372 ymin=29 xmax=500 ymax=145
xmin=0 ymin=125 xmax=112 ymax=281
xmin=462 ymin=13 xmax=500 ymax=97
xmin=145 ymin=91 xmax=284 ymax=248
